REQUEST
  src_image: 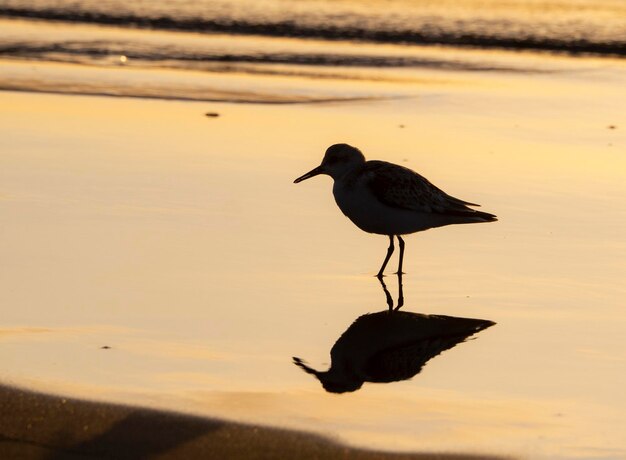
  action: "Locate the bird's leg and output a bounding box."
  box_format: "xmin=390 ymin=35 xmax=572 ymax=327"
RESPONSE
xmin=376 ymin=235 xmax=395 ymax=278
xmin=394 ymin=272 xmax=404 ymax=311
xmin=377 ymin=275 xmax=394 ymax=311
xmin=395 ymin=235 xmax=405 ymax=275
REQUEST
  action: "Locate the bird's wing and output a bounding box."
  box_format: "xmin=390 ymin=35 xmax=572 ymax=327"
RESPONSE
xmin=363 ymin=161 xmax=478 ymax=214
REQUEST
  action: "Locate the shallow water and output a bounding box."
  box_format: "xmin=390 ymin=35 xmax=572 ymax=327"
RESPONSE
xmin=1 ymin=0 xmax=626 ymax=104
xmin=2 ymin=0 xmax=625 ymax=54
xmin=0 ymin=17 xmax=587 ymax=103
xmin=1 ymin=48 xmax=625 ymax=458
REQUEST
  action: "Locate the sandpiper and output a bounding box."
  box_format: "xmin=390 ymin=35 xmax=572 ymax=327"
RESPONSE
xmin=294 ymin=143 xmax=497 ymax=276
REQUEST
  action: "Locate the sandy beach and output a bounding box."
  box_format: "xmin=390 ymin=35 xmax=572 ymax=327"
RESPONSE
xmin=0 ymin=383 xmax=512 ymax=459
xmin=1 ymin=7 xmax=626 ymax=458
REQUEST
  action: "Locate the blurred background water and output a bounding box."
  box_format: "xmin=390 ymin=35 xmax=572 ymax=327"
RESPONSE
xmin=1 ymin=0 xmax=625 ymax=102
xmin=2 ymin=0 xmax=626 ymax=55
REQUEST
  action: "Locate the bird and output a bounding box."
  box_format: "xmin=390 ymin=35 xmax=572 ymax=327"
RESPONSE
xmin=293 ymin=143 xmax=497 ymax=277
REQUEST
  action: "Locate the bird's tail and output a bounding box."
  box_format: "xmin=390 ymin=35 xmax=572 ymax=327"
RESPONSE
xmin=441 ymin=208 xmax=498 ymax=223
xmin=472 ymin=210 xmax=498 ymax=222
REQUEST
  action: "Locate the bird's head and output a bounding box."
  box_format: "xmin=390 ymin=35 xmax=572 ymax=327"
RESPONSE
xmin=294 ymin=143 xmax=365 ymax=183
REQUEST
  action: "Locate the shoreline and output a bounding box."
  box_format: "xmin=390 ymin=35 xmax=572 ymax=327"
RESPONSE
xmin=0 ymin=383 xmax=510 ymax=460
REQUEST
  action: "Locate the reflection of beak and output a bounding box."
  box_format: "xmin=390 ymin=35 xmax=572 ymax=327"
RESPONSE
xmin=294 ymin=165 xmax=324 ymax=183
xmin=293 ymin=357 xmax=321 ymax=376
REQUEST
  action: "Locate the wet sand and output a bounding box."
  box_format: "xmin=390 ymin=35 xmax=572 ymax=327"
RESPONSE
xmin=1 ymin=50 xmax=625 ymax=459
xmin=0 ymin=384 xmax=510 ymax=460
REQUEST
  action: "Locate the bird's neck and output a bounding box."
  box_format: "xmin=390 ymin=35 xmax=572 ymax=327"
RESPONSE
xmin=330 ymin=164 xmax=362 ymax=184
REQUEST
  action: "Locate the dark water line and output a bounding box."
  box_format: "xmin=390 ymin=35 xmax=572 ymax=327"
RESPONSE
xmin=0 ymin=85 xmax=403 ymax=105
xmin=0 ymin=43 xmax=543 ymax=72
xmin=1 ymin=7 xmax=625 ymax=57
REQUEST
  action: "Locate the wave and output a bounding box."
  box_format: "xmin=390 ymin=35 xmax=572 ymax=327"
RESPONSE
xmin=0 ymin=85 xmax=396 ymax=104
xmin=0 ymin=57 xmax=412 ymax=105
xmin=1 ymin=6 xmax=625 ymax=57
xmin=0 ymin=41 xmax=539 ymax=73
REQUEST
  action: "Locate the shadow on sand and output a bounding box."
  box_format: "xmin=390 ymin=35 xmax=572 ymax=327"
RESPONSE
xmin=0 ymin=383 xmax=511 ymax=460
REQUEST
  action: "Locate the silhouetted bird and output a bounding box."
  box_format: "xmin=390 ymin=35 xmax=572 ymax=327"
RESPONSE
xmin=294 ymin=143 xmax=497 ymax=276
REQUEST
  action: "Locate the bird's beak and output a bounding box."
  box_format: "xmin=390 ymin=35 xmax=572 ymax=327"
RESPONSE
xmin=294 ymin=165 xmax=324 ymax=183
xmin=293 ymin=357 xmax=321 ymax=376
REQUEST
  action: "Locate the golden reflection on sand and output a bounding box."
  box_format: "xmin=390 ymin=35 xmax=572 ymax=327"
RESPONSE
xmin=1 ymin=52 xmax=625 ymax=459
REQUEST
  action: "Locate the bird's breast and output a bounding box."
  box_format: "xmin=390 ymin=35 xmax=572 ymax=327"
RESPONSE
xmin=332 ymin=181 xmax=392 ymax=234
xmin=332 ymin=181 xmax=438 ymax=235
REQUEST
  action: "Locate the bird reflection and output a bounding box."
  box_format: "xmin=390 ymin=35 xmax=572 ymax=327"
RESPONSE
xmin=379 ymin=272 xmax=404 ymax=311
xmin=293 ymin=274 xmax=495 ymax=393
